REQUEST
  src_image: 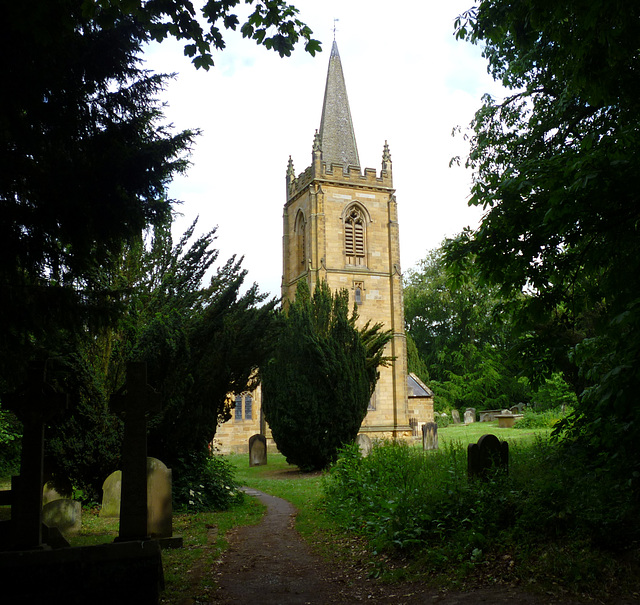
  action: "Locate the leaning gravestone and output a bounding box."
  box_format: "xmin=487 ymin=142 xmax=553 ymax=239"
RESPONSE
xmin=451 ymin=409 xmax=461 ymax=424
xmin=467 ymin=434 xmax=509 ymax=480
xmin=464 ymin=409 xmax=476 ymax=424
xmin=249 ymin=434 xmax=267 ymax=467
xmin=422 ymin=422 xmax=438 ymax=451
xmin=42 ymin=499 xmax=82 ymax=537
xmin=355 ymin=434 xmax=372 ymax=457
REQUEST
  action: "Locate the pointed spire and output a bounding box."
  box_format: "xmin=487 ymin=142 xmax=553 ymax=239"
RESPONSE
xmin=318 ymin=41 xmax=360 ymax=168
xmin=287 ymin=156 xmax=295 ymax=180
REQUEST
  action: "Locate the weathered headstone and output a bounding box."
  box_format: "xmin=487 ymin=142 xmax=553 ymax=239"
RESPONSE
xmin=451 ymin=409 xmax=461 ymax=424
xmin=100 ymin=470 xmax=122 ymax=518
xmin=42 ymin=500 xmax=82 ymax=537
xmin=464 ymin=408 xmax=476 ymax=424
xmin=147 ymin=458 xmax=172 ymax=539
xmin=249 ymin=434 xmax=267 ymax=467
xmin=422 ymin=422 xmax=438 ymax=451
xmin=467 ymin=434 xmax=509 ymax=480
xmin=355 ymin=434 xmax=372 ymax=457
xmin=110 ymin=362 xmax=161 ymax=542
xmin=0 ymin=363 xmax=67 ymax=550
xmin=43 ymin=481 xmax=69 ymax=506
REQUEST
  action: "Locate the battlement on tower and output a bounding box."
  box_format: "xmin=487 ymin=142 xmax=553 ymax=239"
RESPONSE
xmin=287 ymin=159 xmax=392 ymax=201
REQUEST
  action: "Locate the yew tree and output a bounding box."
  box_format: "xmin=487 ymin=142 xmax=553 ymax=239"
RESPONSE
xmin=262 ymin=280 xmax=392 ymax=471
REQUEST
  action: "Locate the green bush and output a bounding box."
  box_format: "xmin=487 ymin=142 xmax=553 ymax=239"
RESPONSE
xmin=173 ymin=452 xmax=243 ymax=512
xmin=514 ymin=406 xmax=569 ymax=430
xmin=0 ymin=403 xmax=21 ymax=477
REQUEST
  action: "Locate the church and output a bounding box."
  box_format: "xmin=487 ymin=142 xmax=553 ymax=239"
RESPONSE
xmin=213 ymin=41 xmax=433 ymax=454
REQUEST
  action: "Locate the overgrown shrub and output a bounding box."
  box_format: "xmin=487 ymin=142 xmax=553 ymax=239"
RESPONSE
xmin=514 ymin=406 xmax=569 ymax=430
xmin=0 ymin=404 xmax=21 ymax=477
xmin=323 ymin=437 xmax=640 ymax=594
xmin=173 ymin=452 xmax=243 ymax=512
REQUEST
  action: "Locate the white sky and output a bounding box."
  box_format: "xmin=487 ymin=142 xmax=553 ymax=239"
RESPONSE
xmin=144 ymin=0 xmax=504 ymax=298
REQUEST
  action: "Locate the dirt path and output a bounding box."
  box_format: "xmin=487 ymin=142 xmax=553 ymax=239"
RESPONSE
xmin=206 ymin=488 xmax=588 ymax=605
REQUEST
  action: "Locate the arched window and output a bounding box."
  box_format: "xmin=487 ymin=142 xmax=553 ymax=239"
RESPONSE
xmin=234 ymin=395 xmax=243 ymax=421
xmin=244 ymin=394 xmax=253 ymax=420
xmin=345 ymin=206 xmax=366 ymax=266
xmin=294 ymin=211 xmax=306 ymax=271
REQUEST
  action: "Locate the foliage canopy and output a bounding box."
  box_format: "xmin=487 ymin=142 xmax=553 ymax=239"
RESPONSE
xmin=450 ymin=0 xmax=640 ymax=471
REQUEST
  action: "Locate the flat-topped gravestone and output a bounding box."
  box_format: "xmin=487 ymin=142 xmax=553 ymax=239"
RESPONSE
xmin=100 ymin=470 xmax=122 ymax=518
xmin=42 ymin=499 xmax=82 ymax=536
xmin=355 ymin=434 xmax=372 ymax=457
xmin=422 ymin=422 xmax=438 ymax=451
xmin=147 ymin=457 xmax=172 ymax=539
xmin=451 ymin=409 xmax=461 ymax=424
xmin=468 ymin=434 xmax=509 ymax=480
xmin=249 ymin=434 xmax=267 ymax=467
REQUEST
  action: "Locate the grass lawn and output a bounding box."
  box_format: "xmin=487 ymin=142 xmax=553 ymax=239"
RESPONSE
xmin=437 ymin=420 xmax=551 ymax=448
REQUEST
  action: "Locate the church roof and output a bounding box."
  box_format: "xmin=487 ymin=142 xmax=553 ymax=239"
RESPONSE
xmin=318 ymin=41 xmax=360 ymax=168
xmin=407 ymin=373 xmax=434 ymax=398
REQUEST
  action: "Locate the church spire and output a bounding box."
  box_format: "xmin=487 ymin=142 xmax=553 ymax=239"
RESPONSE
xmin=318 ymin=41 xmax=360 ymax=169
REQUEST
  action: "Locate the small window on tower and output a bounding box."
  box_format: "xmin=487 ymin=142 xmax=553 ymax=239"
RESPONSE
xmin=354 ymin=281 xmax=364 ymax=305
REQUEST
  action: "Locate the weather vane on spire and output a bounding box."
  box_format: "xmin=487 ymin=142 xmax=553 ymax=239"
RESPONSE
xmin=333 ymin=18 xmax=339 ymax=40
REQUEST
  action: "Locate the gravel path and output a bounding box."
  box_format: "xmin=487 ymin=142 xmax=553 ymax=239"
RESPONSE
xmin=206 ymin=488 xmax=587 ymax=605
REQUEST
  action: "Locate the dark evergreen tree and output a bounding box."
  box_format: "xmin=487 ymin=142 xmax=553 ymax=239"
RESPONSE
xmin=262 ymin=280 xmax=392 ymax=471
xmin=45 ymin=220 xmax=278 ymax=502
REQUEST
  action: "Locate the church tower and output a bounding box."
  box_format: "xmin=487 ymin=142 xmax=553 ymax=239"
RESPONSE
xmin=282 ymin=41 xmax=411 ymax=438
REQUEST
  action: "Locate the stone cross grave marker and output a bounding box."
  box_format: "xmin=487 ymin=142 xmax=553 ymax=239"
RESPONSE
xmin=1 ymin=363 xmax=67 ymax=550
xmin=249 ymin=434 xmax=267 ymax=467
xmin=110 ymin=362 xmax=160 ymax=542
xmin=467 ymin=434 xmax=509 ymax=480
xmin=422 ymin=422 xmax=438 ymax=451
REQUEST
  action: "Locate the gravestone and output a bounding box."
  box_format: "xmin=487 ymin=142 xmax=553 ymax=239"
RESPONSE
xmin=100 ymin=470 xmax=122 ymax=518
xmin=355 ymin=434 xmax=372 ymax=457
xmin=42 ymin=482 xmax=69 ymax=506
xmin=110 ymin=362 xmax=161 ymax=542
xmin=464 ymin=409 xmax=476 ymax=424
xmin=147 ymin=458 xmax=172 ymax=539
xmin=451 ymin=409 xmax=461 ymax=424
xmin=249 ymin=434 xmax=267 ymax=467
xmin=467 ymin=434 xmax=509 ymax=480
xmin=42 ymin=500 xmax=82 ymax=536
xmin=422 ymin=422 xmax=438 ymax=451
xmin=0 ymin=362 xmax=67 ymax=550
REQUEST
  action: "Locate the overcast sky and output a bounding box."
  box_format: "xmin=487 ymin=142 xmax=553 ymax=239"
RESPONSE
xmin=144 ymin=0 xmax=505 ymax=298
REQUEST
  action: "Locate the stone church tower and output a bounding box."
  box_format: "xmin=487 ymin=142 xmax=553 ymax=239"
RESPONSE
xmin=282 ymin=41 xmax=412 ymax=438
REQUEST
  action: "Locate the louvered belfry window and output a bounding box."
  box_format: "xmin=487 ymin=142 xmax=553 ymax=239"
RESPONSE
xmin=345 ymin=207 xmax=365 ymax=265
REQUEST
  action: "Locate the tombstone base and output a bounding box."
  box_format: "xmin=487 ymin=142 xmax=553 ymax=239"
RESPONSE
xmin=157 ymin=535 xmax=183 ymax=550
xmin=0 ymin=540 xmax=163 ymax=605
